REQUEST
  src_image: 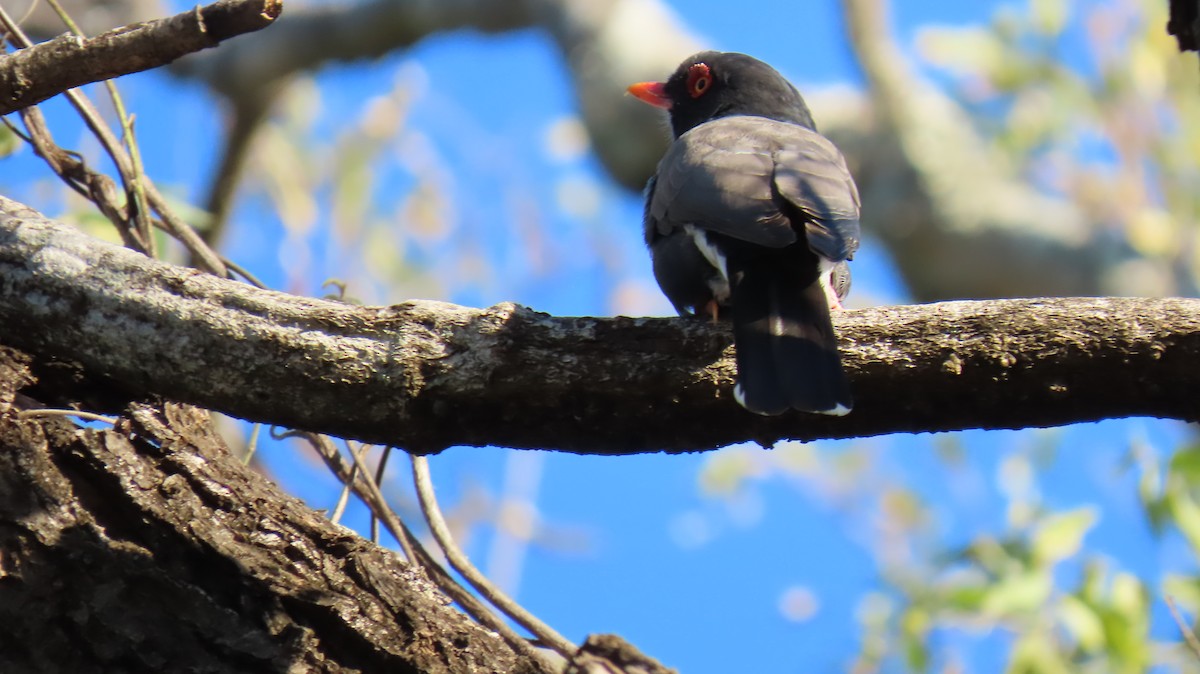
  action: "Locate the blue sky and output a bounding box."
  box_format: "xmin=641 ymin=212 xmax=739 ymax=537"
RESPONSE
xmin=1 ymin=0 xmax=1193 ymax=671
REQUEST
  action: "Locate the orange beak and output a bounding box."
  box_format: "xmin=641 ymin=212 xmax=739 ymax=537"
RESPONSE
xmin=627 ymin=81 xmax=672 ymax=110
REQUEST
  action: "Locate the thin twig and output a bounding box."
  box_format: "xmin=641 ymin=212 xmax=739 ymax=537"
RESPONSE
xmin=13 ymin=0 xmax=40 ymax=27
xmin=19 ymin=408 xmax=118 ymax=424
xmin=14 ymin=103 xmax=224 ymax=270
xmin=342 ymin=437 xmax=417 ymax=564
xmin=17 ymin=104 xmax=122 ymax=219
xmin=371 ymin=446 xmax=394 ymax=544
xmin=411 ymin=454 xmax=576 ymax=658
xmin=0 ymin=5 xmax=149 ymax=253
xmin=271 ymin=429 xmax=415 ymax=560
xmin=242 ymin=423 xmax=262 ymax=465
xmin=13 ymin=108 xmax=93 ymax=201
xmin=223 ymin=256 xmax=268 ymax=289
xmin=43 ymin=0 xmax=155 ymax=257
xmin=1166 ymin=595 xmax=1200 ymax=662
xmin=330 ymin=455 xmax=358 ymax=525
xmin=0 ymin=6 xmax=227 ymax=275
xmin=272 ymin=430 xmax=547 ymax=661
xmin=144 ymin=188 xmax=228 ymax=276
xmin=1 ymin=116 xmax=31 ymax=144
xmin=61 ymin=91 xmax=152 ymax=252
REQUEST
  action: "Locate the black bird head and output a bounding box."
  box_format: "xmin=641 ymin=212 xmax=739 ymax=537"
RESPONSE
xmin=628 ymin=51 xmax=817 ymax=137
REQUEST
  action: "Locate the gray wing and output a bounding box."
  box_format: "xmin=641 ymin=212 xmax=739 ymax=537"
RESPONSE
xmin=648 ymin=116 xmax=861 ymax=262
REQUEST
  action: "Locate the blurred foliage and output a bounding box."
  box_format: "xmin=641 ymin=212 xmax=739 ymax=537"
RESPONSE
xmin=242 ymin=70 xmax=452 ymax=300
xmin=699 ymin=435 xmax=1200 ymax=673
xmin=918 ymin=0 xmax=1200 ymax=297
xmin=0 ymin=122 xmax=17 ymax=158
xmin=731 ymin=1 xmax=1200 ymax=669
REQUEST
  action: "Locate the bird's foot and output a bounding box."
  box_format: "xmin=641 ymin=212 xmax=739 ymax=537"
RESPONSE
xmin=705 ymin=299 xmax=720 ymax=323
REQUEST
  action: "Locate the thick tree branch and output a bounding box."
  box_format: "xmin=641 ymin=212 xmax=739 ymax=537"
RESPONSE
xmin=0 ymin=352 xmax=554 ymax=673
xmin=1 ymin=196 xmax=1197 ymax=455
xmin=0 ymin=0 xmax=281 ymax=115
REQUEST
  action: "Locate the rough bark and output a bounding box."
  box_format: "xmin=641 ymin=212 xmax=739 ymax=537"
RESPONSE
xmin=0 ymin=346 xmax=555 ymax=674
xmin=2 ymin=195 xmax=1197 ymax=456
xmin=0 ymin=0 xmax=281 ymax=115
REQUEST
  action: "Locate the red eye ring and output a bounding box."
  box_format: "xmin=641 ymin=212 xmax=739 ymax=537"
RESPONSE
xmin=687 ymin=63 xmax=712 ymax=99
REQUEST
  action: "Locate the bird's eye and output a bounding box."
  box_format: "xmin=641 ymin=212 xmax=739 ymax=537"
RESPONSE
xmin=687 ymin=63 xmax=712 ymax=99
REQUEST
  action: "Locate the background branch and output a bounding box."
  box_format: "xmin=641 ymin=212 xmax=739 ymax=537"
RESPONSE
xmin=2 ymin=195 xmax=1196 ymax=455
xmin=838 ymin=0 xmax=1134 ymax=299
xmin=0 ymin=0 xmax=280 ymax=115
xmin=163 ymin=0 xmax=1150 ymax=302
xmin=171 ymin=0 xmax=699 ymax=191
xmin=5 ymin=0 xmax=1155 ymax=301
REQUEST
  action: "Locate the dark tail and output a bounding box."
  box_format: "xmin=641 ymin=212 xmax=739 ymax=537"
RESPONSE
xmin=729 ymin=260 xmax=852 ymax=416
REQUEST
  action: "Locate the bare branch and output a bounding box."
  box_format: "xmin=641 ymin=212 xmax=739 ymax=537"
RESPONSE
xmin=1 ymin=195 xmax=1197 ymax=455
xmin=566 ymin=634 xmax=676 ymax=674
xmin=0 ymin=0 xmax=281 ymax=115
xmin=1165 ymin=595 xmax=1200 ymax=662
xmin=412 ymin=455 xmax=576 ymax=658
xmin=196 ymin=86 xmax=280 ymax=254
xmin=282 ymin=428 xmax=549 ymax=663
xmin=12 ymin=99 xmax=230 ymax=275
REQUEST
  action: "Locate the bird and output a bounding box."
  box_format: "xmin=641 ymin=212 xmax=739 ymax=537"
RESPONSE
xmin=628 ymin=51 xmax=861 ymax=416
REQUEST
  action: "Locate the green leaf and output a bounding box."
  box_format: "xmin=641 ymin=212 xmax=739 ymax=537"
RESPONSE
xmin=982 ymin=569 xmax=1053 ymax=618
xmin=1006 ymin=629 xmax=1072 ymax=674
xmin=1166 ymin=475 xmax=1200 ymax=555
xmin=1138 ymin=451 xmax=1168 ymax=535
xmin=944 ymin=584 xmax=989 ymax=612
xmin=901 ymin=607 xmax=931 ymax=671
xmin=1169 ymin=445 xmax=1200 ymax=485
xmin=1031 ymin=508 xmax=1097 ymax=565
xmin=1058 ymin=594 xmax=1105 ymax=653
xmin=1100 ymin=573 xmax=1151 ymax=672
xmin=0 ymin=123 xmax=18 ymax=158
xmin=1162 ymin=575 xmax=1200 ymax=613
xmin=1030 ymin=0 xmax=1069 ymax=36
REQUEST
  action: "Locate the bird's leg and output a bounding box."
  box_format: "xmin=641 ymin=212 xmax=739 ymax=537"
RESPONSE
xmin=705 ymin=299 xmax=720 ymax=323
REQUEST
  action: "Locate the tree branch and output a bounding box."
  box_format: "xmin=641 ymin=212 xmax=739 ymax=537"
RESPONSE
xmin=171 ymin=0 xmax=699 ymax=190
xmin=0 ymin=0 xmax=281 ymax=115
xmin=837 ymin=0 xmax=1136 ymax=300
xmin=0 ymin=351 xmax=556 ymax=673
xmin=1 ymin=195 xmax=1196 ymax=455
xmin=169 ymin=0 xmax=1139 ymax=301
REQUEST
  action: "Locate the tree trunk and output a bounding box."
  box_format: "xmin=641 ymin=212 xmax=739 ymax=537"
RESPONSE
xmin=0 ymin=345 xmax=552 ymax=674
